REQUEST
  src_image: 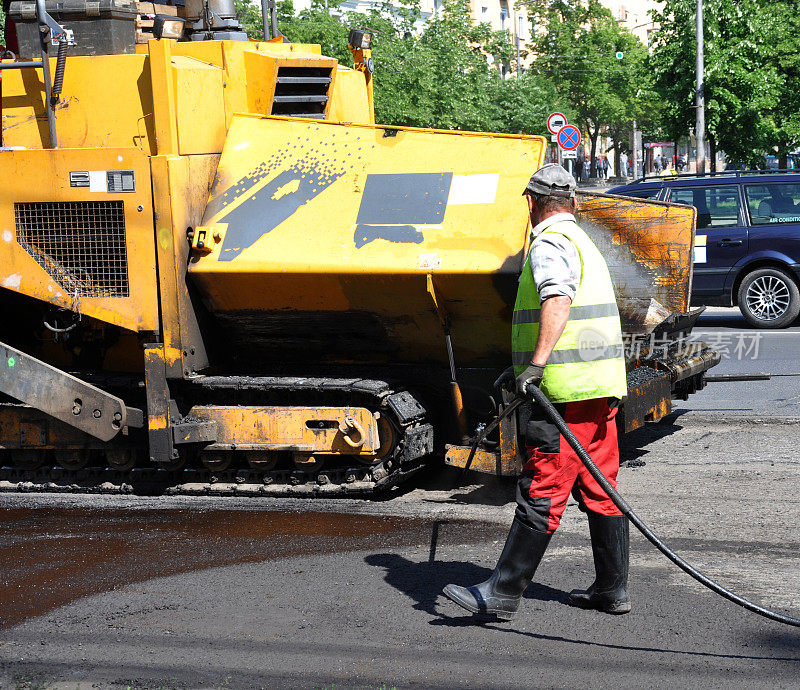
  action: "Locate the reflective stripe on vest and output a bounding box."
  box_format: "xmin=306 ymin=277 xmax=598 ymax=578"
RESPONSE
xmin=512 ymin=302 xmax=620 ymax=325
xmin=512 ymin=344 xmax=625 ymax=366
xmin=511 ymin=219 xmax=628 ymax=404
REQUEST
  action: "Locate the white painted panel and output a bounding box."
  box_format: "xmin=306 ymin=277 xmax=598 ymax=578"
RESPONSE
xmin=447 ymin=173 xmax=500 ymax=205
xmin=693 ymin=246 xmax=707 ymax=264
xmin=88 ymin=170 xmax=107 ymax=193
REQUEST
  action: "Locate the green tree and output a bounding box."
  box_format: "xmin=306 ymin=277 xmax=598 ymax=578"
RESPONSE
xmin=487 ymin=71 xmax=567 ymax=136
xmin=235 ymin=0 xmax=353 ymax=63
xmin=649 ymin=0 xmax=781 ymax=169
xmin=235 ymin=0 xmax=563 ymax=135
xmin=415 ymin=0 xmax=500 ymax=130
xmin=234 ymin=0 xmax=264 ymax=39
xmin=377 ymin=0 xmax=560 ymax=131
xmin=524 ymin=0 xmax=650 ymax=176
xmin=761 ymin=0 xmax=800 ymax=168
xmin=582 ymin=14 xmax=650 ymax=177
xmin=279 ymin=0 xmax=354 ymax=63
xmin=364 ymin=8 xmax=440 ymax=128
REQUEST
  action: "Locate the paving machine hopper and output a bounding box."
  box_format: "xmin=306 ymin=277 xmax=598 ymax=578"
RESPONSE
xmin=0 ymin=5 xmax=719 ymax=495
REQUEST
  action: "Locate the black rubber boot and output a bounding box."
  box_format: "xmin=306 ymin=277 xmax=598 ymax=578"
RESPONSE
xmin=569 ymin=512 xmax=631 ymax=614
xmin=442 ymin=518 xmax=551 ymax=621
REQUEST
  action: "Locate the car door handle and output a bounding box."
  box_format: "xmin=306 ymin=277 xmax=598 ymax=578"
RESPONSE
xmin=717 ymin=239 xmax=743 ymax=247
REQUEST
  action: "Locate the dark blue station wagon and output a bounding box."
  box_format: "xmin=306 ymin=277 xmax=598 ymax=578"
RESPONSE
xmin=610 ymin=172 xmax=800 ymax=328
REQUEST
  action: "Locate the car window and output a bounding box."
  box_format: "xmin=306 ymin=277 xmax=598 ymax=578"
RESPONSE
xmin=669 ymin=186 xmax=741 ymax=229
xmin=744 ymin=182 xmax=800 ymax=225
xmin=616 ymin=188 xmax=661 ymax=200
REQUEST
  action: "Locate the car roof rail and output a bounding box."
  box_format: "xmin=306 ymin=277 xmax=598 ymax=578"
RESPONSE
xmin=630 ymin=169 xmax=799 ymax=184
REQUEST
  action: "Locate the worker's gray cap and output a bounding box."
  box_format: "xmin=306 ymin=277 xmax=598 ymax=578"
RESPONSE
xmin=522 ymin=163 xmax=576 ymax=198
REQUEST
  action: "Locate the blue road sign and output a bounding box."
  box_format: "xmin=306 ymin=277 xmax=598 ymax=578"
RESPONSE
xmin=557 ymin=125 xmax=581 ymax=151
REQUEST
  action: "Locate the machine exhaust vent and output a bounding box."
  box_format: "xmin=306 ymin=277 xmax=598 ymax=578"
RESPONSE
xmin=14 ymin=201 xmax=129 ymax=298
xmin=271 ymin=66 xmax=332 ymax=119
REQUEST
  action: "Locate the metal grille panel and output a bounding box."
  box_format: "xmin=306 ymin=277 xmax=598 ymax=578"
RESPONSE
xmin=271 ymin=66 xmax=332 ymax=118
xmin=15 ymin=201 xmax=129 ymax=297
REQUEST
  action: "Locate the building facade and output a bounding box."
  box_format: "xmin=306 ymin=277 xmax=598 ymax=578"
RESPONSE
xmin=598 ymin=0 xmax=661 ymax=45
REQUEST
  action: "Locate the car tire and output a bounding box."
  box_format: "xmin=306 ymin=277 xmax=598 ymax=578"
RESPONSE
xmin=737 ymin=267 xmax=800 ymax=329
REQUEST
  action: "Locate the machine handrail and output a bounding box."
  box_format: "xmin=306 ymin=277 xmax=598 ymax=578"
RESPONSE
xmin=0 ymin=0 xmax=68 ymax=148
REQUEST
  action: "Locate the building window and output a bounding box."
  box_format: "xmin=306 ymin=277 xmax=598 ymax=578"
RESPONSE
xmin=500 ymin=0 xmax=509 ymax=30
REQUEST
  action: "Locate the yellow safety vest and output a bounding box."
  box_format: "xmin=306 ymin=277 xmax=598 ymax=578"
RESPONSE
xmin=512 ymin=219 xmax=628 ymax=403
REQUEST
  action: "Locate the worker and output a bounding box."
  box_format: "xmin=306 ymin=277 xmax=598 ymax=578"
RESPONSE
xmin=442 ymin=164 xmax=630 ymax=621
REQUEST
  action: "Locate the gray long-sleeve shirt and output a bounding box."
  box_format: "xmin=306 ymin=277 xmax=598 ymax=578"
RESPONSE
xmin=527 ymin=212 xmax=582 ymax=301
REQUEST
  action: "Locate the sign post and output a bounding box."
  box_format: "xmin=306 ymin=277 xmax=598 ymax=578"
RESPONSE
xmin=557 ymin=124 xmax=581 ymax=152
xmin=557 ymin=124 xmax=581 ymax=178
xmin=547 ymin=112 xmax=568 ymax=167
xmin=547 ymin=112 xmax=567 ymax=135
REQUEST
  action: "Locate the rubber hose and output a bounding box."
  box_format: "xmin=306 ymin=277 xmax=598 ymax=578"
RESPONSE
xmin=526 ymin=385 xmax=800 ymax=627
xmin=51 ymin=40 xmax=67 ymax=105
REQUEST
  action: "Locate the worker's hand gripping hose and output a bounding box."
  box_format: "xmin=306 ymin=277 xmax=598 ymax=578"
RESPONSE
xmin=523 ymin=385 xmax=800 ymax=627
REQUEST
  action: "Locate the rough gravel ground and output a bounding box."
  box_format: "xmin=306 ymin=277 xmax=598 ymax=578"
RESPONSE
xmin=1 ymin=411 xmax=799 ymax=689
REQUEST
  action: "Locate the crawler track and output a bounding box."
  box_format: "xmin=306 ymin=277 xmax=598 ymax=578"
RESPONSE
xmin=0 ymin=376 xmax=436 ymax=497
xmin=0 ymin=462 xmax=429 ymax=497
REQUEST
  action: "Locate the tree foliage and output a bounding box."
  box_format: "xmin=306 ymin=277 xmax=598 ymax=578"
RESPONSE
xmin=648 ymin=0 xmax=795 ymax=168
xmin=523 ymin=0 xmax=650 ymax=175
xmin=234 ymin=0 xmax=265 ymax=43
xmin=758 ymin=1 xmax=800 ymax=167
xmin=236 ymin=0 xmax=566 ymax=135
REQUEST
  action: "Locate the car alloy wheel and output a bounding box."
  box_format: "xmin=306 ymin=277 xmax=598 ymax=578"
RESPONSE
xmin=737 ymin=267 xmax=800 ymax=329
xmin=745 ymin=275 xmax=791 ymax=321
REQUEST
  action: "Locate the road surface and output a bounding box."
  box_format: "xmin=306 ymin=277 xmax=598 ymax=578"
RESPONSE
xmin=677 ymin=307 xmax=800 ymax=417
xmin=1 ymin=413 xmax=799 ymax=689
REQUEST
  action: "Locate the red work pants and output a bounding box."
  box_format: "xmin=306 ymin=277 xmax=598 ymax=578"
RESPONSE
xmin=515 ymin=397 xmax=621 ymax=534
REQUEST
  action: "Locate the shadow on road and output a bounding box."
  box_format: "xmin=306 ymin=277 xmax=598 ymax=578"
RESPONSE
xmin=432 ymin=620 xmax=800 ymax=662
xmin=366 ymin=518 xmax=569 ymax=617
xmin=366 ymin=550 xmax=800 ymax=662
xmin=364 ymin=552 xmax=569 ymax=619
xmin=620 ymin=411 xmax=686 ymax=466
xmin=366 ymin=520 xmax=800 ymax=664
xmin=408 ymin=413 xmax=692 ymax=504
xmin=428 ymin=472 xmax=517 ymax=506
